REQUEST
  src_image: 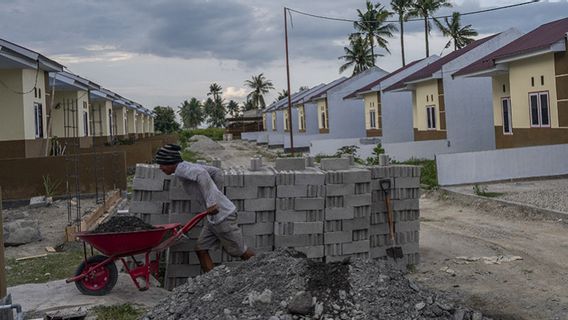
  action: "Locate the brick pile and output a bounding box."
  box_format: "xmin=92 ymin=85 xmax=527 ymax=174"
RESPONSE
xmin=369 ymin=165 xmax=421 ymax=268
xmin=273 ymin=158 xmax=326 ymax=259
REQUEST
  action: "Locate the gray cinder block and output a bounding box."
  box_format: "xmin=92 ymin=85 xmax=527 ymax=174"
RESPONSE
xmin=342 ymin=240 xmax=370 ymax=255
xmin=325 ymin=207 xmax=354 ymax=220
xmin=320 ymin=158 xmax=350 ymax=171
xmin=294 ymin=198 xmax=325 ymax=210
xmin=277 ymin=185 xmax=308 ymax=198
xmin=342 ymin=169 xmax=371 ymax=184
xmin=295 ymin=245 xmax=324 ymax=258
xmin=244 ymin=198 xmax=276 ymax=211
xmin=275 ymin=157 xmax=306 ymax=171
xmin=294 ymin=169 xmax=326 ymax=185
xmin=226 ymin=186 xmax=258 ymax=199
xmin=241 ymin=222 xmax=274 ymax=235
xmin=344 ymin=194 xmax=372 ymax=207
xmin=237 ymin=211 xmax=257 ymax=224
xmin=326 ymin=184 xmax=355 ymax=196
xmin=324 ymin=231 xmax=352 ymax=244
xmin=293 ymin=222 xmax=323 ymax=235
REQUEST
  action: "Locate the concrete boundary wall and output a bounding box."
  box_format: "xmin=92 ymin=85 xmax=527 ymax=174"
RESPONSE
xmin=131 ymin=159 xmax=421 ymax=290
xmin=437 ymin=143 xmax=568 ymax=186
xmin=241 ymin=132 xmax=260 ymax=142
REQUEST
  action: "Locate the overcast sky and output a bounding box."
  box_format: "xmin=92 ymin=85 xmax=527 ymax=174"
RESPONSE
xmin=1 ymin=0 xmax=567 ymax=110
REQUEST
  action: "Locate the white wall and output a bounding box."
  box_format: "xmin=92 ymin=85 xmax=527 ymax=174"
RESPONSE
xmin=437 ymin=143 xmax=568 ymax=186
xmin=241 ymin=132 xmax=259 ymax=141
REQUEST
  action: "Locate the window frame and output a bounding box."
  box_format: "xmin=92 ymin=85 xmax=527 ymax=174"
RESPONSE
xmin=426 ymin=105 xmax=436 ymax=130
xmin=501 ymin=97 xmax=513 ymax=135
xmin=34 ymin=102 xmax=43 ymax=138
xmin=528 ymin=91 xmax=550 ymax=128
xmin=369 ymin=109 xmax=377 ymax=129
xmin=83 ymin=111 xmax=89 ymax=136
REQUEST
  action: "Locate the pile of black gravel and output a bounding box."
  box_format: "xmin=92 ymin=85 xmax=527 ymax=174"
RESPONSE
xmin=143 ymin=249 xmax=492 ymax=320
xmin=91 ymin=216 xmax=155 ymax=233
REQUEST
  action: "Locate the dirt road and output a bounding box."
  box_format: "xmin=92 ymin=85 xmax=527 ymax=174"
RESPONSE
xmin=412 ymin=193 xmax=568 ymax=320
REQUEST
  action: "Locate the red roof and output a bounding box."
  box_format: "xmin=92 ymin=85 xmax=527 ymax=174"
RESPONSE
xmin=343 ymin=58 xmax=425 ymax=99
xmin=384 ymin=34 xmax=498 ymax=92
xmin=454 ymin=17 xmax=568 ymax=77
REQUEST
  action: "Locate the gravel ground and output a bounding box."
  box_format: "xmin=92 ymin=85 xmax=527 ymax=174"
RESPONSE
xmin=144 ymin=249 xmax=491 ymax=320
xmin=446 ymin=178 xmax=568 ymax=213
xmin=188 ymin=135 xmax=225 ymax=153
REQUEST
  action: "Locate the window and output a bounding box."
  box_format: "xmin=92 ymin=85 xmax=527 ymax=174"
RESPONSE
xmin=125 ymin=118 xmax=128 ymax=134
xmin=369 ymin=110 xmax=377 ymax=129
xmin=541 ymin=76 xmax=544 ymax=86
xmin=529 ymin=92 xmax=550 ymax=127
xmin=284 ymin=110 xmax=289 ymax=131
xmin=34 ymin=103 xmax=43 ymax=138
xmin=83 ymin=111 xmax=89 ymax=136
xmin=298 ymin=106 xmax=306 ymax=131
xmin=38 ymin=88 xmax=41 ymax=99
xmin=426 ymin=106 xmax=436 ymax=130
xmin=320 ymin=105 xmax=328 ymax=129
xmin=109 ymin=109 xmax=113 ymax=137
xmin=272 ymin=112 xmax=276 ymax=131
xmin=531 ymin=77 xmax=535 ymax=87
xmin=501 ymin=98 xmax=512 ymax=134
xmin=502 ymin=84 xmax=506 ymax=93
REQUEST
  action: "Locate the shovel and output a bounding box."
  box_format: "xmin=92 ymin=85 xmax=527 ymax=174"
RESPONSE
xmin=379 ymin=179 xmax=404 ymax=260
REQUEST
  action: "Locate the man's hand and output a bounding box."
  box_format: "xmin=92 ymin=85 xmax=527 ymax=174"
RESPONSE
xmin=206 ymin=204 xmax=219 ymax=215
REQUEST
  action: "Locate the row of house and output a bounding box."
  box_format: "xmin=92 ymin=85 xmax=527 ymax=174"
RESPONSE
xmin=0 ymin=38 xmax=154 ymax=159
xmin=244 ymin=17 xmax=568 ymax=162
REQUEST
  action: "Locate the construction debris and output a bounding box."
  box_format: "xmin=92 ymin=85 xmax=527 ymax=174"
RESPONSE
xmin=91 ymin=216 xmax=155 ymax=233
xmin=143 ymin=249 xmax=492 ymax=320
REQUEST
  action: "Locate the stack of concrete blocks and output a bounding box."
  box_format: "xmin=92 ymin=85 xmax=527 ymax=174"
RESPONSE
xmin=320 ymin=158 xmax=372 ymax=262
xmin=130 ymin=164 xmax=170 ymax=225
xmin=369 ymin=165 xmax=421 ymax=268
xmin=222 ymin=164 xmax=276 ymax=264
xmin=273 ymin=158 xmax=326 ymax=260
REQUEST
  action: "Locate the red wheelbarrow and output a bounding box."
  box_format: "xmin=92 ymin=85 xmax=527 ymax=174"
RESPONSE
xmin=66 ymin=211 xmax=208 ymax=296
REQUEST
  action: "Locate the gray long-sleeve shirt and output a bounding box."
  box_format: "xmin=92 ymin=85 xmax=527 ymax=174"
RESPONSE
xmin=174 ymin=161 xmax=235 ymax=224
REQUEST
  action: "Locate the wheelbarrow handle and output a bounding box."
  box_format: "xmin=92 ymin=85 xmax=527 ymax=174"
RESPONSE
xmin=153 ymin=210 xmax=209 ymax=252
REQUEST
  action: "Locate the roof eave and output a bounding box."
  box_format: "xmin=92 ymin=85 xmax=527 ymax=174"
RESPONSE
xmin=495 ymin=40 xmax=566 ymax=64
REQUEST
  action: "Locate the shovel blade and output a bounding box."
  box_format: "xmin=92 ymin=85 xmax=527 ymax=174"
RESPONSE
xmin=386 ymin=246 xmax=404 ymax=259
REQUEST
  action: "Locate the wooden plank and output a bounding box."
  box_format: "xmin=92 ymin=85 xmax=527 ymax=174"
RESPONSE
xmin=16 ymin=254 xmax=48 ymax=262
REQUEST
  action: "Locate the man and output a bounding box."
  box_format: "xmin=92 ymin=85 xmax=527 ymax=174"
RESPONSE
xmin=156 ymin=144 xmax=255 ymax=272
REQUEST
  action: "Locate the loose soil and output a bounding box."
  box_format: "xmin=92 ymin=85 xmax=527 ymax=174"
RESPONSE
xmin=92 ymin=216 xmax=155 ymax=233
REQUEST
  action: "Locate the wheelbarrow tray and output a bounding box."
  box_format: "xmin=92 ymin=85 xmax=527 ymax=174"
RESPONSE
xmin=75 ymin=223 xmax=180 ymax=257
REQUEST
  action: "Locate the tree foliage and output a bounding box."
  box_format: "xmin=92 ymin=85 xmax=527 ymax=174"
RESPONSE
xmin=354 ymin=1 xmax=397 ymax=65
xmin=207 ymin=83 xmax=223 ymax=100
xmin=207 ymin=96 xmax=226 ymax=128
xmin=411 ymin=0 xmax=452 ymax=57
xmin=391 ymin=0 xmax=415 ymax=66
xmin=434 ymin=12 xmax=478 ymax=51
xmin=179 ymin=98 xmax=204 ymax=129
xmin=153 ymin=106 xmax=180 ymax=133
xmin=244 ymin=73 xmax=275 ymax=109
xmin=227 ymin=100 xmax=241 ymax=117
xmin=276 ymin=89 xmax=289 ymax=101
xmin=339 ymin=33 xmax=378 ymax=75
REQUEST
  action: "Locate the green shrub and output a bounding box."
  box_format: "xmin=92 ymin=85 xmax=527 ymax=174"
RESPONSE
xmin=394 ymin=158 xmax=438 ymax=189
xmin=179 ymin=128 xmax=225 ymax=142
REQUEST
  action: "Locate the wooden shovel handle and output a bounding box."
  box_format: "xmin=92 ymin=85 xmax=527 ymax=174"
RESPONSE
xmin=385 ymin=195 xmax=396 ymax=242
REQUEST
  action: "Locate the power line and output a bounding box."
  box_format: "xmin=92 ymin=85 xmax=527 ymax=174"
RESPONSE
xmin=285 ymin=0 xmax=540 ymax=24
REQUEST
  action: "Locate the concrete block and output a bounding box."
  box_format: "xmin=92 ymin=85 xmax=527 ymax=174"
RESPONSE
xmin=275 ymin=157 xmax=306 ymax=171
xmin=326 ymin=195 xmax=344 ymax=208
xmin=325 ymin=171 xmax=343 ymax=184
xmin=276 ymin=210 xmax=308 ymax=222
xmin=258 ymin=186 xmax=276 ymax=198
xmin=353 ymin=205 xmax=371 ymax=218
xmin=294 ymin=170 xmax=325 ymax=185
xmin=342 ymin=169 xmax=371 ymax=184
xmin=293 ymin=222 xmax=323 ymax=235
xmin=132 ymin=177 xmax=165 ymax=191
xmin=275 ymin=234 xmax=323 ymax=247
xmin=277 ymin=185 xmax=308 ymax=198
xmin=241 ymin=223 xmax=274 ymax=235
xmin=370 ymin=223 xmax=389 ymax=235
xmin=342 ymin=240 xmax=370 ymax=255
xmin=226 ymin=186 xmax=258 ymax=199
xmin=394 ymin=177 xmax=420 ymax=189
xmin=130 ymin=201 xmax=166 ymax=214
xmin=250 ymin=158 xmax=263 ymax=171
xmin=244 ymin=233 xmax=274 ymax=248
xmin=237 ymin=211 xmax=257 ymax=224
xmin=342 ymin=155 xmax=355 ymax=166
xmin=255 ymin=211 xmax=275 ymax=223
xmin=277 ymin=198 xmax=295 ymax=211
xmin=306 ymin=156 xmax=315 ymax=167
xmin=170 ymin=200 xmax=193 ymax=214
xmin=307 ymin=185 xmax=325 ymax=197
xmin=320 ymin=158 xmax=350 ymax=171
xmin=212 ymin=159 xmax=222 ymax=168
xmin=325 ymin=207 xmax=354 ymax=220
xmin=326 ymin=184 xmax=355 ymax=196
xmin=244 ymin=198 xmax=275 ymax=211
xmin=276 ymin=171 xmax=295 ymax=185
xmin=354 ymin=182 xmax=371 ymax=195
xmin=306 ymin=210 xmax=324 ymax=222
xmin=243 ymin=170 xmax=275 ymax=187
xmin=324 ymin=231 xmax=352 ymax=244
xmin=294 ymin=198 xmax=324 ymax=210
xmin=352 ymin=229 xmax=368 ymax=241
xmin=344 ymin=194 xmax=371 ymax=207
xmin=392 ymin=199 xmax=419 ymax=211
xmin=352 ymin=217 xmax=370 ymax=231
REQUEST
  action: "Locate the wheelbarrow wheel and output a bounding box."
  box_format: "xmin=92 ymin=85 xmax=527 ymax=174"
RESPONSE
xmin=75 ymin=255 xmax=118 ymax=296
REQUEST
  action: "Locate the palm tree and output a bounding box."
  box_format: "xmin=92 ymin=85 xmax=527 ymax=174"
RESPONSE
xmin=276 ymin=89 xmax=289 ymax=101
xmin=411 ymin=0 xmax=452 ymax=57
xmin=244 ymin=74 xmax=275 ymax=109
xmin=242 ymin=99 xmax=255 ymax=111
xmin=178 ymin=98 xmax=204 ymax=129
xmin=434 ymin=12 xmax=478 ymax=51
xmin=227 ymin=99 xmax=241 ymax=117
xmin=207 ymin=83 xmax=223 ymax=100
xmin=339 ymin=33 xmax=378 ymax=75
xmin=208 ymin=96 xmax=226 ymax=128
xmin=391 ymin=0 xmax=415 ymax=66
xmin=354 ymin=1 xmax=397 ymax=65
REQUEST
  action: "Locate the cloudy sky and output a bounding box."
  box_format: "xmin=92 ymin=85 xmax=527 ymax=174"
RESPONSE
xmin=1 ymin=0 xmax=567 ymax=110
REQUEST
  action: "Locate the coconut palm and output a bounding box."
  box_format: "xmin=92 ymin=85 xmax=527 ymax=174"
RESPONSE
xmin=227 ymin=99 xmax=241 ymax=117
xmin=339 ymin=33 xmax=378 ymax=76
xmin=178 ymin=98 xmax=204 ymax=129
xmin=391 ymin=0 xmax=415 ymax=66
xmin=354 ymin=1 xmax=397 ymax=65
xmin=276 ymin=89 xmax=289 ymax=101
xmin=411 ymin=0 xmax=452 ymax=57
xmin=244 ymin=74 xmax=274 ymax=109
xmin=434 ymin=12 xmax=478 ymax=51
xmin=242 ymin=99 xmax=255 ymax=111
xmin=207 ymin=83 xmax=223 ymax=100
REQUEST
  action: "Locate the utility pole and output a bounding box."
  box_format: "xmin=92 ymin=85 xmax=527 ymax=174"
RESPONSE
xmin=0 ymin=187 xmax=6 ymax=298
xmin=284 ymin=7 xmax=295 ymax=155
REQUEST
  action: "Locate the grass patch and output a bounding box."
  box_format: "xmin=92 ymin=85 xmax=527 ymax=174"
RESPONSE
xmin=91 ymin=304 xmax=144 ymax=320
xmin=473 ymin=184 xmax=505 ymax=198
xmin=181 ymin=149 xmax=201 ymax=162
xmin=6 ymin=250 xmax=84 ymax=286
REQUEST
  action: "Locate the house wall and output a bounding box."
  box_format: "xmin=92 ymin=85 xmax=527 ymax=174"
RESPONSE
xmin=0 ymin=69 xmax=25 ymax=141
xmin=297 ymin=104 xmax=306 ymax=132
xmin=52 ymin=90 xmax=90 ymax=138
xmin=381 ymin=91 xmax=414 ymax=143
xmin=305 ymin=102 xmax=320 ymax=135
xmin=556 ymin=48 xmax=568 ymax=126
xmin=22 ymin=69 xmax=47 ymax=140
xmin=363 ymin=92 xmax=381 ymax=137
xmin=136 ymin=112 xmax=144 ymax=133
xmin=113 ymin=106 xmax=127 ymax=136
xmin=413 ymin=79 xmax=445 ymax=141
xmin=91 ymin=100 xmax=112 ymax=136
xmin=127 ymin=109 xmax=137 ymax=134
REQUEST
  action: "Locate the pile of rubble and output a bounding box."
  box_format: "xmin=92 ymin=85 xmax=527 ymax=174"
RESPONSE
xmin=143 ymin=249 xmax=491 ymax=320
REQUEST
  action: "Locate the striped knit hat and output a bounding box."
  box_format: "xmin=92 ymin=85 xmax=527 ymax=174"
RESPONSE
xmin=155 ymin=144 xmax=183 ymax=165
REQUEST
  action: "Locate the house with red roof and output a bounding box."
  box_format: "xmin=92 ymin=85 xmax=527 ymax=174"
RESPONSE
xmin=454 ymin=17 xmax=568 ymax=149
xmin=343 ymin=55 xmax=439 ymax=143
xmin=381 ymin=28 xmax=523 ymax=156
